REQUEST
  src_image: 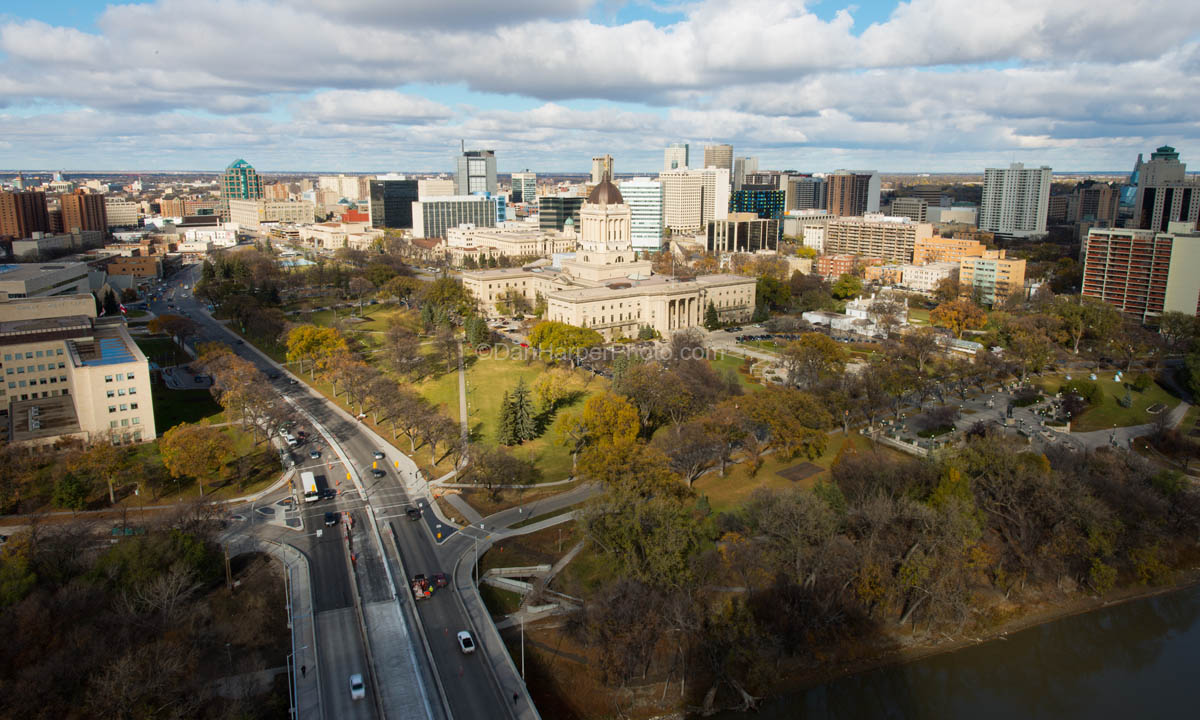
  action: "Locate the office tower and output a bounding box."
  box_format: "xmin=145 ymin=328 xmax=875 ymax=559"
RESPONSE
xmin=1130 ymin=146 xmax=1199 ymax=231
xmin=978 ymin=163 xmax=1052 ymax=238
xmin=787 ymin=176 xmax=826 ymax=211
xmin=664 ymin=143 xmax=689 ymax=172
xmin=60 ymin=190 xmax=107 ymax=233
xmin=590 ymin=155 xmax=614 ymax=185
xmin=959 ymin=250 xmax=1027 ymax=305
xmin=698 ymin=167 xmax=731 ymax=226
xmin=219 ymin=158 xmax=263 ymax=221
xmin=455 ymin=149 xmax=497 ymax=195
xmin=891 ymin=197 xmax=928 ymax=223
xmin=826 ymin=170 xmax=881 ymax=217
xmin=412 ymin=196 xmax=500 ymax=238
xmin=0 ymin=191 xmax=50 ymax=239
xmin=730 ymin=187 xmax=785 ymax=220
xmin=707 ymin=213 xmax=780 ymax=254
xmin=660 ymin=170 xmax=704 ymax=233
xmin=1082 ymin=223 xmax=1200 ymax=320
xmin=538 ymin=196 xmax=586 ymax=232
xmin=703 ymin=144 xmax=733 ymax=172
xmin=619 ymin=178 xmax=664 ymax=251
xmin=732 ymin=156 xmax=758 ymax=191
xmin=367 ymin=178 xmax=419 ymax=229
xmin=104 ymin=198 xmax=140 ymax=228
xmin=510 ymin=172 xmax=537 ymax=203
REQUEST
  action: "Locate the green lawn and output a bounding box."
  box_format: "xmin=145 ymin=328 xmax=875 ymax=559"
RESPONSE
xmin=908 ymin=307 xmax=931 ymax=326
xmin=694 ymin=433 xmax=896 ymax=512
xmin=479 ymin=585 xmax=524 ymax=618
xmin=1033 ymin=372 xmax=1182 ymax=432
xmin=709 ymin=353 xmax=762 ymax=391
xmin=136 ymin=336 xmax=191 ymax=367
xmin=125 ymin=309 xmax=148 ymax=318
xmin=153 ymin=385 xmax=223 ymax=431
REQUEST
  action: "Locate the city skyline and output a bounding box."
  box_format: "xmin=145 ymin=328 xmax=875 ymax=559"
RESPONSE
xmin=1 ymin=0 xmax=1198 ymax=172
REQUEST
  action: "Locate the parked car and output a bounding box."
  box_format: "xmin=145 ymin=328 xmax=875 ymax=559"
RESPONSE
xmin=406 ymin=507 xmax=421 ymax=521
xmin=373 ymin=450 xmax=385 ymax=460
xmin=349 ymin=673 xmax=365 ymax=701
xmin=371 ymin=468 xmax=386 ymax=478
xmin=309 ymin=449 xmax=321 ymax=459
xmin=433 ymin=572 xmax=449 ymax=588
xmin=456 ymin=631 xmax=476 ymax=654
xmin=324 ymin=511 xmax=338 ymax=526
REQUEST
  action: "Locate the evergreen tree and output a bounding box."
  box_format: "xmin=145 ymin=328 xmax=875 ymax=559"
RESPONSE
xmin=102 ymin=288 xmax=121 ymax=316
xmin=420 ymin=303 xmax=435 ymax=331
xmin=497 ymin=391 xmax=518 ymax=445
xmin=511 ymin=378 xmax=538 ymax=442
xmin=704 ymin=301 xmax=720 ymax=330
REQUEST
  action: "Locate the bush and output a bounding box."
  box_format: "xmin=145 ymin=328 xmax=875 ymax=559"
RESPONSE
xmin=1132 ymin=373 xmax=1153 ymax=392
xmin=1060 ymin=379 xmax=1102 ymax=405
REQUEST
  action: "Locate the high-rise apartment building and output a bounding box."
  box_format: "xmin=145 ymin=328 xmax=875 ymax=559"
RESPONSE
xmin=618 ymin=178 xmax=664 ymax=251
xmin=510 ymin=172 xmax=537 ymax=204
xmin=821 ymin=214 xmax=933 ymax=264
xmin=1067 ymin=181 xmax=1119 ymax=225
xmin=959 ymin=250 xmax=1026 ymax=305
xmin=538 ymin=196 xmax=586 ymax=233
xmin=698 ymin=168 xmax=731 ymax=227
xmin=60 ymin=190 xmax=107 ymax=233
xmin=412 ymin=195 xmax=500 ymax=239
xmin=455 ymin=149 xmax=497 ymax=195
xmin=219 ymin=159 xmax=263 ymax=221
xmin=0 ymin=191 xmax=50 ymax=240
xmin=825 ymin=170 xmax=881 ymax=217
xmin=1131 ymin=146 xmax=1199 ymax=232
xmin=1081 ymin=223 xmax=1200 ymax=320
xmin=367 ymin=178 xmax=419 ymax=229
xmin=317 ymin=174 xmax=368 ymax=202
xmin=590 ymin=155 xmax=614 ymax=185
xmin=787 ymin=176 xmax=826 ymax=211
xmin=732 ymin=157 xmax=758 ymax=190
xmin=703 ymin=144 xmax=733 ymax=172
xmin=891 ymin=197 xmax=928 ymax=223
xmin=979 ymin=163 xmax=1051 ymax=238
xmin=664 ymin=143 xmax=689 ymax=171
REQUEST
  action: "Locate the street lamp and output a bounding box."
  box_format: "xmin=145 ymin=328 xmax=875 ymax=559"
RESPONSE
xmin=473 ymin=522 xmax=485 ymax=585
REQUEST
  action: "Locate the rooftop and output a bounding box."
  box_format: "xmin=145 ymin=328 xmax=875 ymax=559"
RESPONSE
xmin=9 ymin=394 xmax=81 ymax=444
xmin=0 ymin=262 xmax=89 ymax=282
xmin=67 ymin=325 xmax=143 ymax=367
xmin=0 ymin=315 xmax=93 ymax=345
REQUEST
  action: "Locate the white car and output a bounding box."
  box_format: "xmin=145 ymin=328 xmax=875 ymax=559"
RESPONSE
xmin=456 ymin=630 xmax=476 ymax=654
xmin=349 ymin=673 xmax=365 ymax=700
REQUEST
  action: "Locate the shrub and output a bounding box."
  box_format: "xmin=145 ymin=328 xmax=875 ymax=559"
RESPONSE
xmin=1132 ymin=373 xmax=1153 ymax=392
xmin=1059 ymin=379 xmax=1101 ymax=405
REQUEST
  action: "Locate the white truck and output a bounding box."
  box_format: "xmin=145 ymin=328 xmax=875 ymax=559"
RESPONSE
xmin=301 ymin=471 xmax=319 ymax=503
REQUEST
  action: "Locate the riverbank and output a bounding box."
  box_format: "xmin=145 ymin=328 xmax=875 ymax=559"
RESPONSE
xmin=716 ymin=566 xmax=1200 ymax=716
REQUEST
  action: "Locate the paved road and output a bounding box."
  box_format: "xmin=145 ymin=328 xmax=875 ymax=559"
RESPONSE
xmin=159 ymin=262 xmax=527 ymax=719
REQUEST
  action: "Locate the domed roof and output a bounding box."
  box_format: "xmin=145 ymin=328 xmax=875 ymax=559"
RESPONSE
xmin=587 ymin=172 xmax=623 ymax=206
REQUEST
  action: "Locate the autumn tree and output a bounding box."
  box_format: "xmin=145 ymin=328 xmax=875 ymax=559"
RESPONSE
xmin=285 ymin=324 xmax=348 ymax=378
xmin=556 ymin=392 xmax=640 ymax=470
xmin=461 ymin=445 xmax=542 ymax=500
xmin=527 ymin=321 xmax=603 ymax=356
xmin=930 ymin=299 xmax=986 ymax=338
xmin=148 ymin=314 xmax=198 ymax=346
xmin=159 ymin=423 xmax=234 ymax=495
xmin=830 ymin=273 xmax=863 ymax=300
xmin=780 ymin=332 xmax=847 ymax=388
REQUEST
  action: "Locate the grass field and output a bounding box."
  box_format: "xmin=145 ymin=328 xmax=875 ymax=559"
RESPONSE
xmin=1033 ymin=372 xmax=1182 ymax=432
xmin=908 ymin=307 xmax=931 ymax=326
xmin=709 ymin=352 xmax=762 ymax=391
xmin=152 ymin=385 xmax=223 ymax=431
xmin=136 ymin=336 xmax=191 ymax=367
xmin=694 ymin=433 xmax=896 ymax=512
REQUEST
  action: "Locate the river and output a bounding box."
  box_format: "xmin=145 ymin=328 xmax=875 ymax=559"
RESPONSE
xmin=716 ymin=583 xmax=1200 ymax=719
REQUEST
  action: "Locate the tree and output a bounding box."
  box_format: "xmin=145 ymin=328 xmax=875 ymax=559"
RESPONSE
xmin=461 ymin=445 xmax=542 ymax=500
xmin=739 ymin=386 xmax=832 ymax=460
xmin=148 ymin=314 xmax=198 ymax=347
xmin=66 ymin=441 xmax=125 ymax=505
xmin=382 ymin=275 xmax=422 ymax=307
xmin=780 ymin=333 xmax=847 ymax=388
xmin=755 ymin=276 xmax=792 ymax=312
xmin=932 ymin=275 xmax=960 ymax=303
xmin=382 ymin=322 xmax=425 ymax=378
xmin=101 ymin=288 xmax=121 ymax=316
xmin=930 ymin=299 xmax=986 ymax=338
xmin=285 ymin=325 xmax=348 ymax=378
xmin=1050 ymin=295 xmax=1120 ymax=354
xmin=704 ymin=301 xmax=720 ymax=330
xmin=557 ymin=392 xmax=640 ymax=469
xmin=1159 ymin=311 xmax=1198 ymax=354
xmin=527 ymin=321 xmax=603 ymax=356
xmin=159 ymin=423 xmax=234 ymax=495
xmin=652 ymin=421 xmax=723 ymax=487
xmin=52 ymin=473 xmax=92 ymax=512
xmin=498 ymin=379 xmax=537 ymax=445
xmin=831 ymin=273 xmax=863 ymax=300
xmin=899 ymin=326 xmax=941 ymax=374
xmin=1006 ymin=321 xmax=1056 ymax=382
xmin=869 ymin=297 xmax=906 ymax=339
xmin=348 ymin=276 xmax=375 ymax=315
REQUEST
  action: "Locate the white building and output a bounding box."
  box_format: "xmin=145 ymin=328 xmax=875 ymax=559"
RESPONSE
xmin=299 ymin=221 xmax=384 ymax=251
xmin=664 ymin=143 xmax=689 ymax=171
xmin=619 ymin=177 xmax=664 ymax=251
xmin=0 ymin=262 xmax=91 ymax=299
xmin=927 ymin=205 xmax=978 ymax=225
xmin=104 ymin=199 xmax=140 ymax=228
xmin=590 ymin=155 xmax=614 ymax=185
xmin=411 ymin=195 xmax=500 ymax=239
xmin=979 ymin=163 xmax=1051 ymax=238
xmin=227 ymin=199 xmax=316 ymax=229
xmin=183 ymin=226 xmax=237 ymax=248
xmin=660 ymin=170 xmax=704 ymax=233
xmin=417 ymin=178 xmax=456 ymax=199
xmin=803 ymin=293 xmax=907 ymax=338
xmin=900 ymin=261 xmax=959 ymax=292
xmin=317 ymin=174 xmax=369 ymax=202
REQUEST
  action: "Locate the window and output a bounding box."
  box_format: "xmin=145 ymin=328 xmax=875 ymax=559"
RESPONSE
xmin=107 ymin=390 xmax=115 ymax=398
xmin=116 ymin=373 xmax=125 ymax=381
xmin=57 ymin=362 xmax=64 ymax=369
xmin=130 ymin=403 xmax=138 ymax=410
xmin=118 ymin=389 xmax=126 ymax=396
xmin=105 ymin=375 xmax=113 ymax=383
xmin=132 ymin=417 xmax=140 ymax=425
xmin=111 ymin=421 xmax=118 ymax=429
xmin=120 ymin=404 xmax=128 ymax=411
xmin=133 ymin=431 xmax=142 ymax=442
xmin=108 ymin=406 xmax=116 ymax=413
xmin=128 ymin=387 xmax=136 ymax=395
xmin=6 ymin=382 xmax=13 ymax=390
xmin=56 ymin=349 xmax=63 ymax=356
xmin=4 ymin=369 xmax=10 ymax=376
xmin=24 ymin=352 xmax=31 ymax=359
xmin=59 ymin=376 xmax=66 ymax=383
xmin=35 ymin=351 xmax=43 ymax=358
xmin=3 ymin=354 xmax=9 ymax=361
xmin=16 ymin=367 xmax=22 ymax=374
xmin=126 ymin=372 xmax=134 ymax=380
xmin=17 ymin=380 xmax=26 ymax=388
xmin=121 ymin=419 xmax=129 ymax=427
xmin=37 ymin=364 xmax=45 ymax=372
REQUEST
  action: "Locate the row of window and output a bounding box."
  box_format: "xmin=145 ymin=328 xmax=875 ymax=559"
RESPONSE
xmin=104 ymin=372 xmax=136 ymax=382
xmin=8 ymin=376 xmax=67 ymax=389
xmin=105 ymin=387 xmax=137 ymax=398
xmin=109 ymin=417 xmax=142 ymax=428
xmin=6 ymin=362 xmax=66 ymax=375
xmin=3 ymin=349 xmax=64 ymax=361
xmin=12 ymin=389 xmax=68 ymax=401
xmin=108 ymin=403 xmax=140 ymax=413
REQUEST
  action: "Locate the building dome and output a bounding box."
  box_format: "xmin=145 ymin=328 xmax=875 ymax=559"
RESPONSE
xmin=587 ymin=172 xmax=623 ymax=206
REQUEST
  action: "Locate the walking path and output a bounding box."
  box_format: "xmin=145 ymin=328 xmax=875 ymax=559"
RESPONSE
xmin=443 ymin=492 xmax=483 ymax=525
xmin=457 ymin=341 xmax=469 ymax=459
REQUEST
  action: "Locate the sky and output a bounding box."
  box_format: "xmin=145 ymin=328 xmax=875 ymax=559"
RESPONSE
xmin=1 ymin=0 xmax=1198 ymax=174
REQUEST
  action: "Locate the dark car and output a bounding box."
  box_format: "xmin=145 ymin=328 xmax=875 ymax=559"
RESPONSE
xmin=371 ymin=468 xmax=386 ymax=478
xmin=235 ymin=339 xmax=245 ymax=345
xmin=432 ymin=572 xmax=449 ymax=588
xmin=324 ymin=511 xmax=338 ymax=527
xmin=320 ymin=488 xmax=337 ymax=500
xmin=406 ymin=507 xmax=421 ymax=521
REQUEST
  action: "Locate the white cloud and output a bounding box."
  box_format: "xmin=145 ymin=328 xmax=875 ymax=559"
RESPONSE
xmin=297 ymin=90 xmax=453 ymax=125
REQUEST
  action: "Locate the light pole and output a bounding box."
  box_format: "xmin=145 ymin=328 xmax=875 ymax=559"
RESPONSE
xmin=473 ymin=522 xmax=484 ymax=585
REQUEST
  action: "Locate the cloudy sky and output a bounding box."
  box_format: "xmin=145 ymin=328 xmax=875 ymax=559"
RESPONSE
xmin=1 ymin=0 xmax=1198 ymax=173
